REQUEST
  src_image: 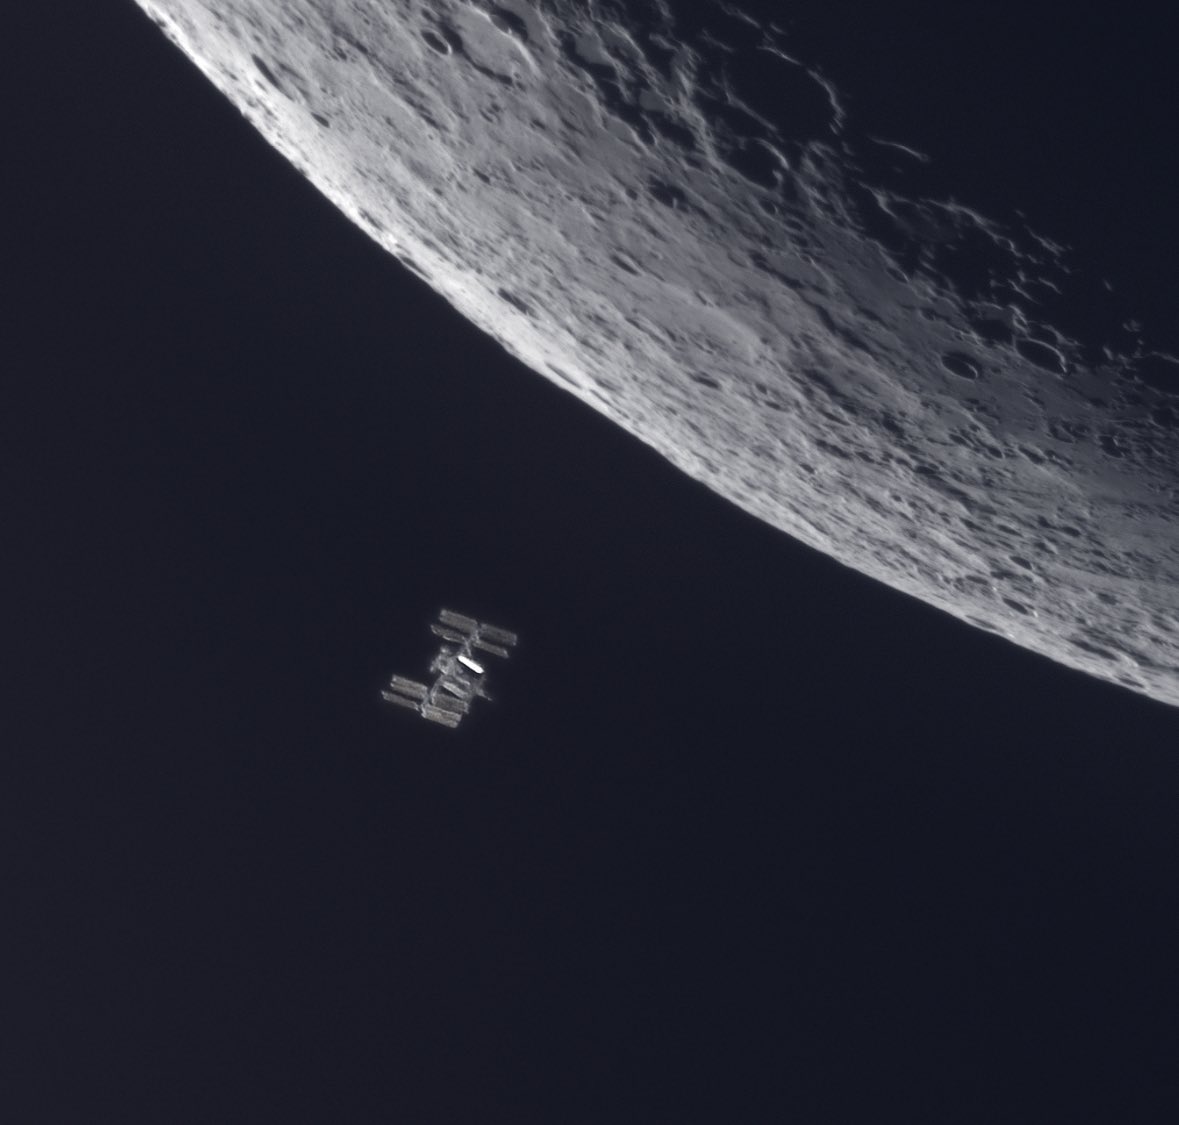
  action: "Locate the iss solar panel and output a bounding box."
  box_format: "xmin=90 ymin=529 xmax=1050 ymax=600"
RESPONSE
xmin=471 ymin=638 xmax=512 ymax=658
xmin=430 ymin=689 xmax=469 ymax=710
xmin=381 ymin=690 xmax=422 ymax=710
xmin=421 ymin=705 xmax=463 ymax=727
xmin=438 ymin=609 xmax=479 ymax=632
xmin=429 ymin=624 xmax=467 ymax=643
xmin=387 ymin=676 xmax=429 ymax=699
xmin=479 ymin=624 xmax=519 ymax=646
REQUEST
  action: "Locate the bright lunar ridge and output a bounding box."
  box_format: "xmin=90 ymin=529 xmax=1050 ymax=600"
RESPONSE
xmin=136 ymin=0 xmax=1179 ymax=706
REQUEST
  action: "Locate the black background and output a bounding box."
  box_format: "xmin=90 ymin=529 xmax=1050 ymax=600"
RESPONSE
xmin=6 ymin=4 xmax=1179 ymax=1122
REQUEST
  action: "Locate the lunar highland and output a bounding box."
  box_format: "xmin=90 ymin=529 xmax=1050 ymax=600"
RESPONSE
xmin=132 ymin=0 xmax=1179 ymax=706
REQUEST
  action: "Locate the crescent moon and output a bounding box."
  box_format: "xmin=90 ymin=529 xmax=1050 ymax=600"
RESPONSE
xmin=133 ymin=0 xmax=1179 ymax=707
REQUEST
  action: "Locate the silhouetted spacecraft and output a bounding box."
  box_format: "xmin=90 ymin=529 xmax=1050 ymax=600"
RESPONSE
xmin=382 ymin=609 xmax=519 ymax=728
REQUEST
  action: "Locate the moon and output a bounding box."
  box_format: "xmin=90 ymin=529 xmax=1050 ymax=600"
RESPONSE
xmin=133 ymin=0 xmax=1179 ymax=706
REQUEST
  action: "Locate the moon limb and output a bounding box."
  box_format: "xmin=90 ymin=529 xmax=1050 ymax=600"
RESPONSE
xmin=135 ymin=0 xmax=1179 ymax=706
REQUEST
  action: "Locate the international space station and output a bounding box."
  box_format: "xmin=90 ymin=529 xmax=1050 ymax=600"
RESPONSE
xmin=381 ymin=609 xmax=519 ymax=728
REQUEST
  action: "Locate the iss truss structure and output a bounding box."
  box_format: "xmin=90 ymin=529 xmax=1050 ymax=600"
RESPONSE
xmin=381 ymin=609 xmax=519 ymax=728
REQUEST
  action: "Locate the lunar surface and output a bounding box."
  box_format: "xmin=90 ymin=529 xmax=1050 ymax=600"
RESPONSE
xmin=133 ymin=0 xmax=1179 ymax=706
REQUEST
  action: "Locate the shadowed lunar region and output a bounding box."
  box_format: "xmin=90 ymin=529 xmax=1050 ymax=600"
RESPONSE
xmin=133 ymin=0 xmax=1179 ymax=705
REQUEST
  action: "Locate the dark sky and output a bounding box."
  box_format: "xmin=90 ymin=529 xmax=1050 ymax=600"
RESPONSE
xmin=8 ymin=4 xmax=1179 ymax=1122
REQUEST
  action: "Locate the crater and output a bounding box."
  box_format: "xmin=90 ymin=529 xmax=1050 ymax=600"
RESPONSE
xmin=489 ymin=7 xmax=528 ymax=40
xmin=723 ymin=141 xmax=781 ymax=188
xmin=697 ymin=95 xmax=766 ymax=141
xmin=251 ymin=54 xmax=283 ymax=91
xmin=1016 ymin=337 xmax=1065 ymax=373
xmin=649 ymin=115 xmax=698 ymax=151
xmin=648 ymin=179 xmax=687 ymax=209
xmin=1133 ymin=352 xmax=1179 ymax=396
xmin=397 ymin=254 xmax=429 ymax=282
xmin=609 ymin=252 xmax=641 ymax=277
xmin=726 ymin=51 xmax=834 ymax=142
xmin=940 ymin=351 xmax=981 ymax=380
xmin=547 ymin=364 xmax=577 ymax=386
xmin=1099 ymin=433 xmax=1127 ymax=459
xmin=498 ymin=288 xmax=534 ymax=316
xmin=422 ymin=24 xmax=462 ymax=55
xmin=971 ymin=316 xmax=1014 ymax=346
xmin=1071 ymin=638 xmax=1119 ymax=661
